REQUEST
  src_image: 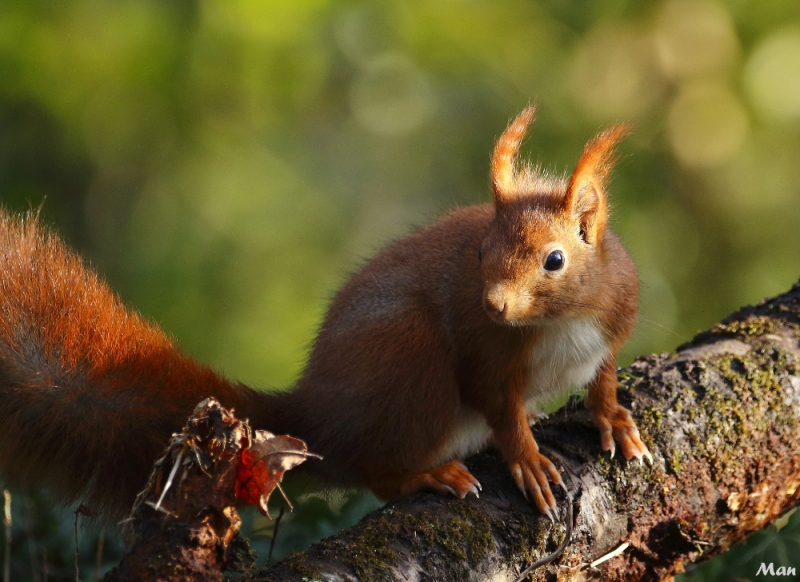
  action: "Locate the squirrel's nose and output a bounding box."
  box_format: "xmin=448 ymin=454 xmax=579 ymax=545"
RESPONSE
xmin=484 ymin=297 xmax=506 ymax=317
xmin=483 ymin=287 xmax=510 ymax=319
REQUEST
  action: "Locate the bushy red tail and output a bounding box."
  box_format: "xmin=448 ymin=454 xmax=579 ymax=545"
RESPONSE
xmin=0 ymin=211 xmax=263 ymax=519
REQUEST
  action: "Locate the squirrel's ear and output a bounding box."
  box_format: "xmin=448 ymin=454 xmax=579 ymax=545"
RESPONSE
xmin=491 ymin=106 xmax=536 ymax=206
xmin=563 ymin=124 xmax=628 ymax=245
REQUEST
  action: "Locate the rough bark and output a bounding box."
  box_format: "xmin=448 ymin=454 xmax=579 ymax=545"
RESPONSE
xmin=104 ymin=400 xmax=256 ymax=582
xmin=244 ymin=280 xmax=800 ymax=582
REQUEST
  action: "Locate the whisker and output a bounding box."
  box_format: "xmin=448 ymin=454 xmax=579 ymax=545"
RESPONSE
xmin=636 ymin=317 xmax=689 ymax=343
xmin=543 ymin=298 xmax=624 ymax=315
xmin=542 ymin=299 xmax=688 ymax=343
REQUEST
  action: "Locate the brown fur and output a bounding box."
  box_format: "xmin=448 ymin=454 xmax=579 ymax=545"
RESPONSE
xmin=0 ymin=109 xmax=647 ymax=520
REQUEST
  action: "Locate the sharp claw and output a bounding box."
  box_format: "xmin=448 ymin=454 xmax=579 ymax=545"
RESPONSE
xmin=512 ymin=467 xmax=528 ymax=501
xmin=514 ymin=480 xmax=529 ymax=501
xmin=443 ymin=485 xmax=457 ymax=497
xmin=512 ymin=466 xmax=524 ymax=487
xmin=609 ymin=446 xmax=615 ymax=459
xmin=528 ymin=410 xmax=549 ymax=423
xmin=546 ymin=508 xmax=555 ymax=523
xmin=644 ymin=450 xmax=654 ymax=465
xmin=467 ymin=483 xmax=479 ymax=497
xmin=475 ymin=480 xmax=483 ymax=491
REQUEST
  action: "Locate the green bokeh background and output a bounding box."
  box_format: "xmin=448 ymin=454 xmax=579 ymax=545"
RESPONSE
xmin=2 ymin=0 xmax=800 ymax=580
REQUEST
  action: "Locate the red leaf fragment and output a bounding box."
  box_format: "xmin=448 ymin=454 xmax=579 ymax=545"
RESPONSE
xmin=234 ymin=430 xmax=318 ymax=518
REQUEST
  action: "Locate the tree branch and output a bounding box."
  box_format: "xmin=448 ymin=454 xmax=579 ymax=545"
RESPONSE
xmin=247 ymin=280 xmax=800 ymax=582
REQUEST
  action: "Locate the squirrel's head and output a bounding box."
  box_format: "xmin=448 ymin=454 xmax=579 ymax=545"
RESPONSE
xmin=479 ymin=106 xmax=627 ymax=325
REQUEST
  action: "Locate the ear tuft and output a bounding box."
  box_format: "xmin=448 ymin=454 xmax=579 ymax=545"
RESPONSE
xmin=563 ymin=124 xmax=628 ymax=244
xmin=491 ymin=106 xmax=536 ymax=205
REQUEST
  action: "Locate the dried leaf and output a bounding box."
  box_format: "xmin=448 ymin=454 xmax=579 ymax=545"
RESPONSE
xmin=234 ymin=430 xmax=319 ymax=518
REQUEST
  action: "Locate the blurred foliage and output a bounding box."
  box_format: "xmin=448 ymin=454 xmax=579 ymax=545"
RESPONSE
xmin=2 ymin=0 xmax=800 ymax=579
xmin=681 ymin=509 xmax=800 ymax=582
xmin=1 ymin=491 xmax=126 ymax=581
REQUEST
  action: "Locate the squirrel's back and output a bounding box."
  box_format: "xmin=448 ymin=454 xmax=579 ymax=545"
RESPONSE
xmin=0 ymin=211 xmax=261 ymax=518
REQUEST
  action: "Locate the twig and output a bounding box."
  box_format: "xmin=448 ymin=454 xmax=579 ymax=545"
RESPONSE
xmin=73 ymin=507 xmax=80 ymax=582
xmin=275 ymin=482 xmax=294 ymax=512
xmin=93 ymin=526 xmax=105 ymax=582
xmin=24 ymin=496 xmax=40 ymax=582
xmin=152 ymin=443 xmax=186 ymax=513
xmin=589 ymin=542 xmax=630 ymax=569
xmin=73 ymin=504 xmax=93 ymax=582
xmin=512 ymin=487 xmax=574 ymax=582
xmin=513 ymin=462 xmax=580 ymax=582
xmin=267 ymin=507 xmax=285 ymax=565
xmin=3 ymin=490 xmax=11 ymax=582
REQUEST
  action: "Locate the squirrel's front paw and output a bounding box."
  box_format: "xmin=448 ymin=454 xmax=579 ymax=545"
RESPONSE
xmin=509 ymin=451 xmax=564 ymax=521
xmin=592 ymin=405 xmax=652 ymax=464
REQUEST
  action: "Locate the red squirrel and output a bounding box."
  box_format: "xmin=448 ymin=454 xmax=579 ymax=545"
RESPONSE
xmin=0 ymin=107 xmax=649 ymax=521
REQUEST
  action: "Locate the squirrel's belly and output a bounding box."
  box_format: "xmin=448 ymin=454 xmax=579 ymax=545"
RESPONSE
xmin=526 ymin=317 xmax=610 ymax=405
xmin=433 ymin=405 xmax=493 ymax=466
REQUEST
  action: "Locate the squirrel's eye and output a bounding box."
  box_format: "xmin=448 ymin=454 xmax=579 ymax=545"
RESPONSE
xmin=478 ymin=248 xmax=483 ymax=263
xmin=544 ymin=250 xmax=564 ymax=271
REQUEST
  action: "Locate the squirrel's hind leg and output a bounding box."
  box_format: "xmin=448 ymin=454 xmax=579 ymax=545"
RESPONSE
xmin=376 ymin=460 xmax=482 ymax=499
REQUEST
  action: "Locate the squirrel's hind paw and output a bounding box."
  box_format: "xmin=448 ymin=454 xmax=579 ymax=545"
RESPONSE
xmin=399 ymin=460 xmax=482 ymax=499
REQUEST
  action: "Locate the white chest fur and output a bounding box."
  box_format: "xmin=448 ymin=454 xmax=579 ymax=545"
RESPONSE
xmin=435 ymin=317 xmax=610 ymax=465
xmin=525 ymin=317 xmax=610 ymax=404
